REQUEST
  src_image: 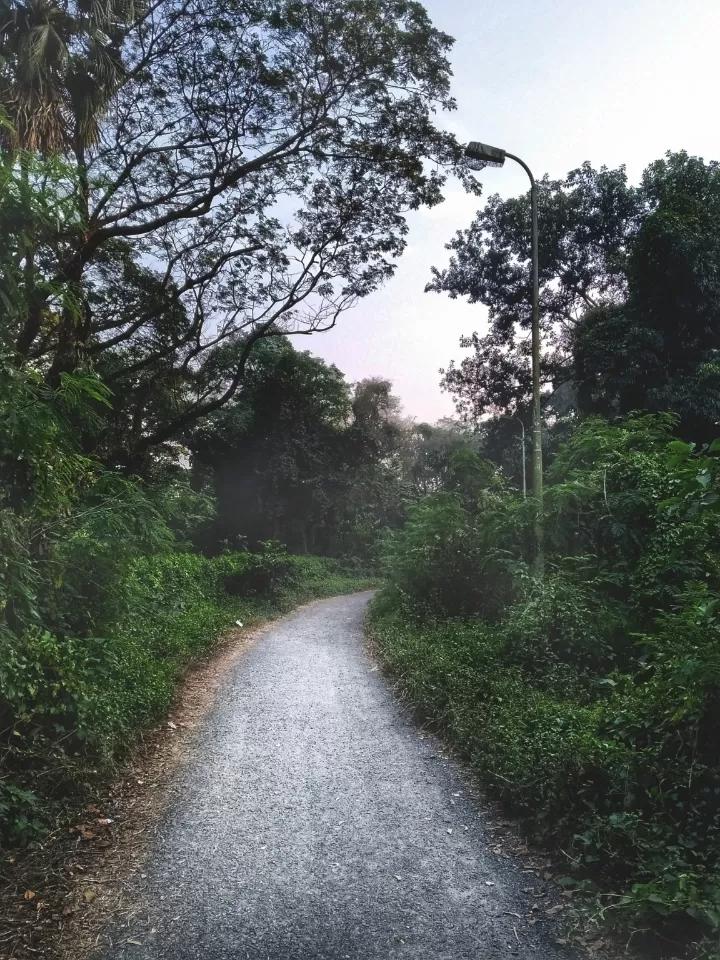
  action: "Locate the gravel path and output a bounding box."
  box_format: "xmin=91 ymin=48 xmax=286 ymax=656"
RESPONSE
xmin=105 ymin=593 xmax=577 ymax=960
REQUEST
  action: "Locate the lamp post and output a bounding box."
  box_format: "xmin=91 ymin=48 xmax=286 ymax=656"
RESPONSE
xmin=465 ymin=141 xmax=542 ymax=567
xmin=499 ymin=414 xmax=526 ymax=498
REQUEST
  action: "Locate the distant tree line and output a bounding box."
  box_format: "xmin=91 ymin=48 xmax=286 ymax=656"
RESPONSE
xmin=190 ymin=337 xmax=481 ymax=560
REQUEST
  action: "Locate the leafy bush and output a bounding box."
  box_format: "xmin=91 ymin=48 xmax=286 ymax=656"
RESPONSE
xmin=369 ymin=601 xmax=720 ymax=941
xmin=499 ymin=571 xmax=625 ymax=679
xmin=371 ymin=414 xmax=720 ymax=951
xmin=380 ymin=479 xmax=527 ymax=619
xmin=0 ymin=545 xmax=374 ymax=849
xmin=223 ymin=541 xmax=299 ymax=597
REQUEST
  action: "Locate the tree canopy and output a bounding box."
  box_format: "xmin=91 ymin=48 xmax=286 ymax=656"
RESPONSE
xmin=430 ymin=151 xmax=720 ymax=441
xmin=2 ymin=0 xmax=476 ymax=466
xmin=189 ymin=341 xmax=476 ymax=560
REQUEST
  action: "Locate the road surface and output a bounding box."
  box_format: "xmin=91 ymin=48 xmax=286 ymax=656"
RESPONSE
xmin=104 ymin=592 xmax=576 ymax=960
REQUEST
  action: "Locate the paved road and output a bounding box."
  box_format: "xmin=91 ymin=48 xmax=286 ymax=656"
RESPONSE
xmin=106 ymin=593 xmax=576 ymax=960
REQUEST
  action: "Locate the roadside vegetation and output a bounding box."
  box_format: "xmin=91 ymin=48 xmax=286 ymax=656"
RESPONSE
xmin=2 ymin=0 xmax=720 ymax=956
xmin=0 ymin=0 xmax=470 ymax=850
xmin=371 ymin=151 xmax=720 ymax=958
xmin=1 ymin=541 xmax=374 ymax=848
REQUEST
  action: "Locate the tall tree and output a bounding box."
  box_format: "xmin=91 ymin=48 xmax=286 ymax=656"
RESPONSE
xmin=190 ymin=343 xmax=410 ymax=558
xmin=3 ymin=0 xmax=475 ymax=464
xmin=428 ymin=161 xmax=644 ymax=421
xmin=575 ymin=155 xmax=720 ymax=437
xmin=191 ymin=340 xmax=351 ymax=553
xmin=351 ymin=377 xmax=404 ymax=458
xmin=399 ymin=419 xmax=480 ymax=495
xmin=431 ymin=151 xmax=720 ymax=441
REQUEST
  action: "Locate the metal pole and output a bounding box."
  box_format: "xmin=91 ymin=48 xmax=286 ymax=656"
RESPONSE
xmin=505 ymin=154 xmax=543 ymax=570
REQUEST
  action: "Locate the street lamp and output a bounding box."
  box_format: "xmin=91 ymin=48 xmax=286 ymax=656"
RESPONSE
xmin=465 ymin=141 xmax=543 ymax=566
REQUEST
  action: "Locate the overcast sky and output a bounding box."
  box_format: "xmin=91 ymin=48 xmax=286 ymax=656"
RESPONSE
xmin=310 ymin=0 xmax=720 ymax=422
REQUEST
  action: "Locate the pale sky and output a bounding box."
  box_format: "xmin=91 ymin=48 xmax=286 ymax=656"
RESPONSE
xmin=310 ymin=0 xmax=720 ymax=422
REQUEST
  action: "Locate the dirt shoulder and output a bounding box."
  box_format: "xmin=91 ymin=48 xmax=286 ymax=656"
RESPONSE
xmin=0 ymin=621 xmax=264 ymax=960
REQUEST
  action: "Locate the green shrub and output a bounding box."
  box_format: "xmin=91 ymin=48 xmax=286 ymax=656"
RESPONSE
xmin=380 ymin=489 xmax=524 ymax=619
xmin=0 ymin=544 xmax=374 ymax=850
xmin=223 ymin=541 xmax=299 ymax=597
xmin=499 ymin=571 xmax=626 ymax=680
xmin=0 ymin=782 xmax=43 ymax=848
xmin=370 ymin=414 xmax=720 ymax=951
xmin=369 ymin=601 xmax=720 ymax=940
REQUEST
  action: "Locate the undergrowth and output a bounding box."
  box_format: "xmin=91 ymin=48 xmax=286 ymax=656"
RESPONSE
xmin=369 ymin=415 xmax=720 ymax=960
xmin=0 ymin=547 xmax=375 ymax=849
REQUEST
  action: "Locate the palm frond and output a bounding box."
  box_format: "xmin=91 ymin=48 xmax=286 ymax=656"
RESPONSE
xmin=0 ymin=0 xmax=135 ymax=151
xmin=7 ymin=87 xmax=67 ymax=150
xmin=22 ymin=21 xmax=67 ymax=76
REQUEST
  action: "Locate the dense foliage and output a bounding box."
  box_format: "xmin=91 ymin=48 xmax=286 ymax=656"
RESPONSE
xmin=1 ymin=540 xmax=372 ymax=847
xmin=187 ymin=336 xmax=485 ymax=560
xmin=4 ymin=5 xmax=720 ymax=958
xmin=192 ymin=342 xmax=402 ymax=559
xmin=372 ymin=416 xmax=720 ymax=953
xmin=0 ymin=0 xmax=473 ymax=851
xmin=1 ymin=0 xmax=474 ymax=470
xmin=373 ymin=400 xmax=720 ymax=952
xmin=0 ymin=291 xmax=377 ymax=847
xmin=374 ymin=146 xmax=720 ymax=956
xmin=431 ymin=151 xmax=720 ymax=453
